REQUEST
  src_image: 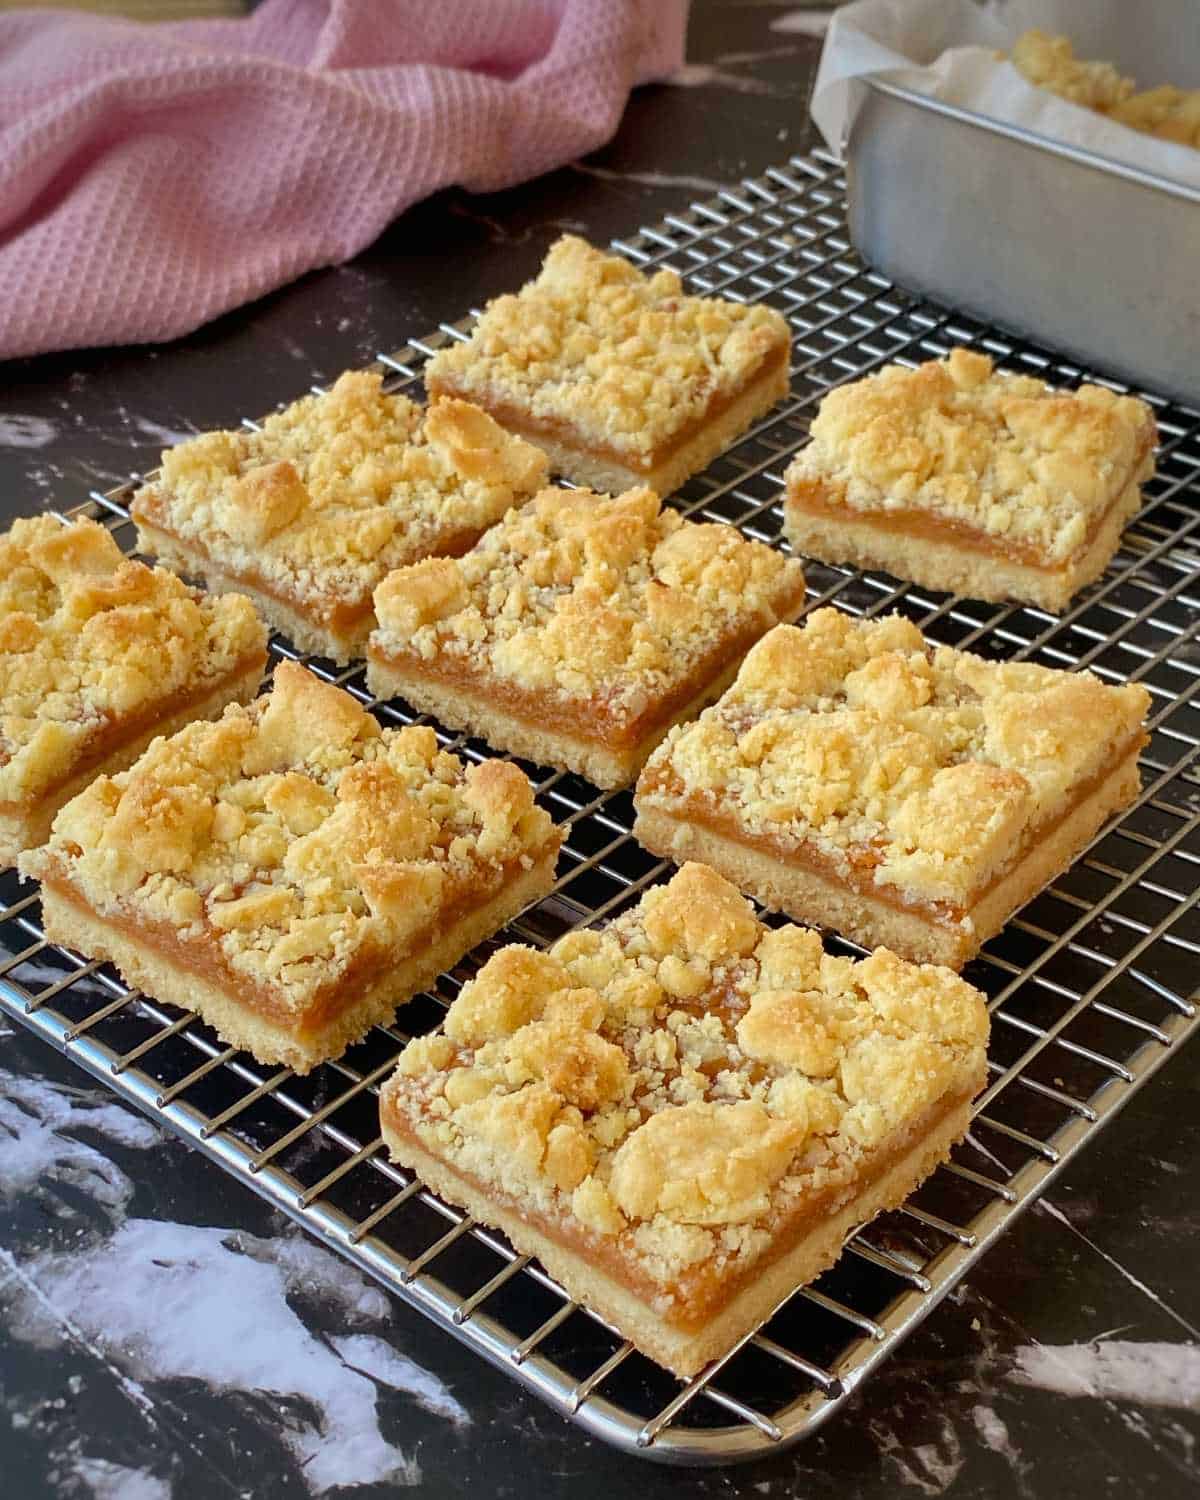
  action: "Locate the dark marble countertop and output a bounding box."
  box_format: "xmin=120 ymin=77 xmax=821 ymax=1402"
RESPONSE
xmin=2 ymin=5 xmax=1199 ymax=1498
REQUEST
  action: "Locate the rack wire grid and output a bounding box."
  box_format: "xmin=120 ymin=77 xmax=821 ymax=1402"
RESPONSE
xmin=3 ymin=148 xmax=1199 ymax=1466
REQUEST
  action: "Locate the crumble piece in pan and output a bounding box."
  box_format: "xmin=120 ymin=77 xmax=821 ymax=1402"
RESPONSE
xmin=22 ymin=662 xmax=562 ymax=1073
xmin=634 ymin=608 xmax=1149 ymax=968
xmin=1110 ymin=85 xmax=1200 ymax=150
xmin=132 ymin=370 xmax=548 ymax=664
xmin=782 ymin=349 xmax=1156 ymax=611
xmin=380 ymin=862 xmax=989 ymax=1376
xmin=1010 ymin=29 xmax=1135 ymax=112
xmin=0 ymin=514 xmax=266 ymax=866
xmin=1011 ymin=30 xmax=1200 ymax=150
xmin=366 ymin=485 xmax=807 ymax=788
xmin=425 ymin=236 xmax=791 ymax=496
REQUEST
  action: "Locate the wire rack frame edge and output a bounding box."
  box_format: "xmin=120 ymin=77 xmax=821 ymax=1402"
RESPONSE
xmin=2 ymin=149 xmax=1199 ymax=1465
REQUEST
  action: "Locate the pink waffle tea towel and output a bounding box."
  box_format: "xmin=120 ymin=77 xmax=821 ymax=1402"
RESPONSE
xmin=0 ymin=0 xmax=689 ymax=360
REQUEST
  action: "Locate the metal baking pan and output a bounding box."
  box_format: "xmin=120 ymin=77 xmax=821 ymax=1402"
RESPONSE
xmin=845 ymin=76 xmax=1200 ymax=409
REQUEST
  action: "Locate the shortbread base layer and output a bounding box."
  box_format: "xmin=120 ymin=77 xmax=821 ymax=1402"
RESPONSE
xmin=634 ymin=747 xmax=1143 ymax=968
xmin=37 ymin=850 xmax=558 ymax=1075
xmin=430 ymin=355 xmax=790 ymax=498
xmin=783 ymin=473 xmax=1143 ymax=613
xmin=0 ymin=657 xmax=266 ymax=870
xmin=381 ymin=1091 xmax=973 ymax=1378
xmin=136 ymin=521 xmax=381 ymax=665
xmin=368 ymin=645 xmax=773 ymax=791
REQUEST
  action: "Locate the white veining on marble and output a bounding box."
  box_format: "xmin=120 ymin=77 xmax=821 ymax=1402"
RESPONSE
xmin=12 ymin=1221 xmax=456 ymax=1492
xmin=330 ymin=1334 xmax=470 ymax=1426
xmin=0 ymin=1071 xmax=158 ymax=1212
xmin=964 ymin=1129 xmax=1011 ymax=1176
xmin=868 ymin=1411 xmax=964 ymax=1494
xmin=74 ymin=1455 xmax=171 ymax=1500
xmin=0 ymin=414 xmax=58 ymax=449
xmin=971 ymin=1403 xmax=1023 ymax=1470
xmin=770 ymin=8 xmax=835 ymax=37
xmin=1037 ymin=1199 xmax=1200 ymax=1341
xmin=129 ymin=415 xmax=197 ymax=450
xmin=2 ymin=1068 xmax=469 ymax=1495
xmin=570 ymin=162 xmax=729 ymax=196
xmin=716 ymin=44 xmax=804 ymax=66
xmin=1010 ymin=1340 xmax=1200 ymax=1411
xmin=1 ymin=1248 xmax=158 ymax=1417
xmin=665 ymin=61 xmax=777 ymax=95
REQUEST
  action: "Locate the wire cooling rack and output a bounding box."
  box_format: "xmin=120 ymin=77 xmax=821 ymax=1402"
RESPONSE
xmin=3 ymin=150 xmax=1199 ymax=1465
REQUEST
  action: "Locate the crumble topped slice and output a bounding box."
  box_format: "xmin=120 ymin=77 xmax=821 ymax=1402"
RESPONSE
xmin=634 ymin=608 xmax=1150 ymax=968
xmin=425 ymin=235 xmax=791 ymax=496
xmin=381 ymin=861 xmax=989 ymax=1376
xmin=366 ymin=485 xmax=807 ymax=788
xmin=783 ymin=349 xmax=1156 ymax=611
xmin=0 ymin=514 xmax=267 ymax=865
xmin=131 ymin=370 xmax=549 ymax=664
xmin=22 ymin=662 xmax=562 ymax=1073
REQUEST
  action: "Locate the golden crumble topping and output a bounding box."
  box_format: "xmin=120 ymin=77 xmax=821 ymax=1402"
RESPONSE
xmin=383 ymin=863 xmax=988 ymax=1286
xmin=22 ymin=662 xmax=559 ymax=1007
xmin=0 ymin=515 xmax=265 ymax=806
xmin=425 ymin=236 xmax=790 ymax=461
xmin=637 ymin=609 xmax=1149 ymax=909
xmin=371 ymin=486 xmax=804 ymax=726
xmin=132 ymin=372 xmax=549 ymax=610
xmin=1110 ymin=85 xmax=1200 ymax=150
xmin=785 ymin=350 xmax=1155 ymax=564
xmin=1010 ymin=29 xmax=1134 ymax=111
xmin=1011 ymin=30 xmax=1200 ymax=150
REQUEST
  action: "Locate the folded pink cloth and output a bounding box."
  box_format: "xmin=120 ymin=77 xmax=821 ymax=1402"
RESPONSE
xmin=0 ymin=0 xmax=688 ymax=360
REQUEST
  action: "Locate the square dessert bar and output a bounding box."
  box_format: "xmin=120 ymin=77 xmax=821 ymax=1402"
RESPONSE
xmin=380 ymin=862 xmax=989 ymax=1377
xmin=424 ymin=235 xmax=791 ymax=496
xmin=783 ymin=349 xmax=1157 ymax=612
xmin=22 ymin=662 xmax=562 ymax=1074
xmin=366 ymin=486 xmax=807 ymax=789
xmin=132 ymin=370 xmax=548 ymax=664
xmin=634 ymin=609 xmax=1150 ymax=969
xmin=0 ymin=515 xmax=267 ymax=867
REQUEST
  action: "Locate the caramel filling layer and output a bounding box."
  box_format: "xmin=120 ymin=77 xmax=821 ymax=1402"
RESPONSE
xmin=42 ymin=843 xmax=555 ymax=1039
xmin=639 ymin=734 xmax=1145 ymax=926
xmin=382 ymin=1086 xmax=969 ymax=1334
xmin=786 ymin=447 xmax=1148 ymax=572
xmin=0 ymin=650 xmax=266 ymax=817
xmin=427 ymin=345 xmax=789 ymax=475
xmin=371 ymin=582 xmax=807 ymax=753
